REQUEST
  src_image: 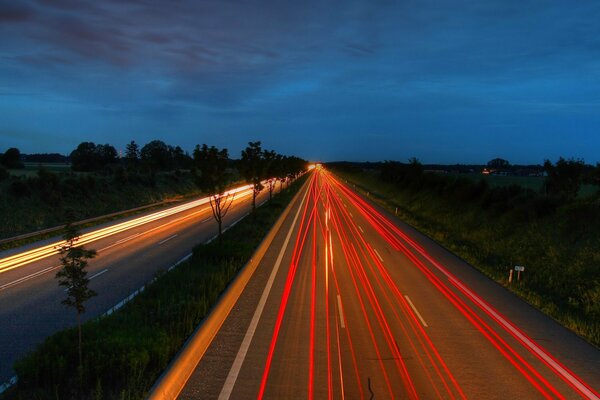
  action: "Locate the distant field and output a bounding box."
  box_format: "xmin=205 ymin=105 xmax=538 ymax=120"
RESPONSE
xmin=9 ymin=162 xmax=71 ymax=176
xmin=450 ymin=172 xmax=596 ymax=197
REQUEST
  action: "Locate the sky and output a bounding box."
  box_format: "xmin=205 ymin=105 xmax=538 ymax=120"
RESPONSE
xmin=1 ymin=0 xmax=599 ymax=164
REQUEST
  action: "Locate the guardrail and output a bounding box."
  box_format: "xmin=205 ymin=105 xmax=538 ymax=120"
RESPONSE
xmin=0 ymin=198 xmax=184 ymax=245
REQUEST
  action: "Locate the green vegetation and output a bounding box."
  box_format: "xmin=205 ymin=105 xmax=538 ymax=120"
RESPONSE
xmin=5 ymin=175 xmax=307 ymax=400
xmin=331 ymin=162 xmax=600 ymax=347
xmin=0 ymin=167 xmax=200 ymax=240
xmin=55 ymin=223 xmax=98 ymax=372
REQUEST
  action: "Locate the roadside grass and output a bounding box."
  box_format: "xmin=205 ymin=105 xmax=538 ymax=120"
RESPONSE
xmin=9 ymin=163 xmax=71 ymax=177
xmin=0 ymin=169 xmax=202 ymax=241
xmin=335 ymin=169 xmax=600 ymax=348
xmin=3 ymin=175 xmax=306 ymax=400
xmin=456 ymin=172 xmax=597 ymax=197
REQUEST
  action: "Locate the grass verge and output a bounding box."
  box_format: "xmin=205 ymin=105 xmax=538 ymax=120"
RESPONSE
xmin=3 ymin=176 xmax=306 ymax=400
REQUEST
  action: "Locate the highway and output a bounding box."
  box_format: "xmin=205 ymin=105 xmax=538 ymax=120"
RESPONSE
xmin=176 ymin=168 xmax=600 ymax=399
xmin=0 ymin=182 xmax=279 ymax=383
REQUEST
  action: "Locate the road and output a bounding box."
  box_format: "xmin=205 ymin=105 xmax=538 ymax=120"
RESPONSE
xmin=178 ymin=168 xmax=600 ymax=399
xmin=0 ymin=182 xmax=280 ymax=383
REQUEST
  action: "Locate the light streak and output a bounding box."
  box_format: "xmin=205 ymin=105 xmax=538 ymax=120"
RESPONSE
xmin=0 ymin=184 xmax=255 ymax=274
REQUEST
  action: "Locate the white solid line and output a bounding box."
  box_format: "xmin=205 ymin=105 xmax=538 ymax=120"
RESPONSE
xmin=373 ymin=248 xmax=384 ymax=263
xmin=168 ymin=253 xmax=193 ymax=272
xmin=89 ymin=268 xmax=108 ymax=280
xmin=159 ymin=234 xmax=178 ymax=245
xmin=0 ymin=376 xmax=17 ymax=395
xmin=358 ymin=225 xmax=364 ymax=233
xmin=337 ymin=295 xmax=346 ymax=329
xmin=218 ymin=183 xmax=310 ymax=400
xmin=200 ymin=217 xmax=211 ymax=223
xmin=404 ymin=295 xmax=428 ymax=328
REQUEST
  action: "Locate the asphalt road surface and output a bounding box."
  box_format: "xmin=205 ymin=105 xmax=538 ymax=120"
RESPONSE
xmin=179 ymin=168 xmax=600 ymax=399
xmin=0 ymin=182 xmax=280 ymax=383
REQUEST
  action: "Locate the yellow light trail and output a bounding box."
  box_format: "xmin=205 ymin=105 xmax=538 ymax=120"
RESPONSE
xmin=0 ymin=184 xmax=256 ymax=274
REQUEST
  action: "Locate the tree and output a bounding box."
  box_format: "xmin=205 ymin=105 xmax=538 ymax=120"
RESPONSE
xmin=140 ymin=140 xmax=172 ymax=171
xmin=543 ymin=157 xmax=586 ymax=201
xmin=171 ymin=145 xmax=192 ymax=170
xmin=125 ymin=140 xmax=140 ymax=164
xmin=487 ymin=158 xmax=510 ymax=170
xmin=70 ymin=142 xmax=100 ymax=171
xmin=97 ymin=144 xmax=118 ymax=166
xmin=263 ymin=149 xmax=281 ymax=201
xmin=70 ymin=142 xmax=117 ymax=172
xmin=55 ymin=223 xmax=97 ymax=370
xmin=194 ymin=144 xmax=234 ymax=240
xmin=240 ymin=141 xmax=265 ymax=211
xmin=1 ymin=147 xmax=24 ymax=169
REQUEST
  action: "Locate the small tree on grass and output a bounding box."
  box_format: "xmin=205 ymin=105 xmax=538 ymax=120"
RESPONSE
xmin=263 ymin=149 xmax=281 ymax=201
xmin=240 ymin=141 xmax=265 ymax=211
xmin=56 ymin=223 xmax=97 ymax=371
xmin=194 ymin=144 xmax=234 ymax=241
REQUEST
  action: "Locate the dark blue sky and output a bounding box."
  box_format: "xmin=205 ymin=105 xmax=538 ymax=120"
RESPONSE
xmin=1 ymin=0 xmax=599 ymax=163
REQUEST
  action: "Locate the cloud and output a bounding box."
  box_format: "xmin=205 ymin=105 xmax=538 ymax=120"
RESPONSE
xmin=1 ymin=0 xmax=600 ymax=162
xmin=0 ymin=2 xmax=36 ymax=22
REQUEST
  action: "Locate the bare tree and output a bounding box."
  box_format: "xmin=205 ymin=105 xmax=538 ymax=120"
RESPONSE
xmin=194 ymin=144 xmax=234 ymax=240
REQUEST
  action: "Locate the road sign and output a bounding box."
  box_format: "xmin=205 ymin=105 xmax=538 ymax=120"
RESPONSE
xmin=514 ymin=265 xmax=525 ymax=272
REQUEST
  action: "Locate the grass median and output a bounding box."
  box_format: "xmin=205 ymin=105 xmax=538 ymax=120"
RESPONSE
xmin=3 ymin=175 xmax=306 ymax=400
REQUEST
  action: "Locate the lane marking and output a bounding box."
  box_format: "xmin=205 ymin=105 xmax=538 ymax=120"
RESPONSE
xmin=64 ymin=269 xmax=108 ymax=291
xmin=404 ymin=295 xmax=428 ymax=328
xmin=337 ymin=295 xmax=346 ymax=329
xmin=168 ymin=253 xmax=193 ymax=272
xmin=349 ymin=211 xmax=353 ymax=217
xmin=159 ymin=234 xmax=178 ymax=245
xmin=358 ymin=225 xmax=364 ymax=233
xmin=89 ymin=268 xmax=108 ymax=280
xmin=200 ymin=217 xmax=211 ymax=223
xmin=115 ymin=233 xmax=141 ymax=245
xmin=0 ymin=376 xmax=17 ymax=395
xmin=373 ymin=248 xmax=384 ymax=263
xmin=0 ymin=265 xmax=60 ymax=292
xmin=218 ymin=183 xmax=309 ymax=400
xmin=335 ymin=316 xmax=346 ymax=400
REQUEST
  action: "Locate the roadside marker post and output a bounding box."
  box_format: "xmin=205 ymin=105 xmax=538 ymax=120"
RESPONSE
xmin=514 ymin=265 xmax=525 ymax=282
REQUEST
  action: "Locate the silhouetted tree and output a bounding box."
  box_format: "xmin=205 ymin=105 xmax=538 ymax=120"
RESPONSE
xmin=487 ymin=158 xmax=510 ymax=169
xmin=70 ymin=142 xmax=99 ymax=171
xmin=543 ymin=157 xmax=586 ymax=201
xmin=70 ymin=142 xmax=117 ymax=171
xmin=171 ymin=145 xmax=192 ymax=170
xmin=240 ymin=141 xmax=265 ymax=211
xmin=125 ymin=140 xmax=140 ymax=164
xmin=194 ymin=144 xmax=234 ymax=240
xmin=1 ymin=147 xmax=24 ymax=169
xmin=141 ymin=140 xmax=172 ymax=171
xmin=55 ymin=223 xmax=97 ymax=370
xmin=263 ymin=149 xmax=281 ymax=201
